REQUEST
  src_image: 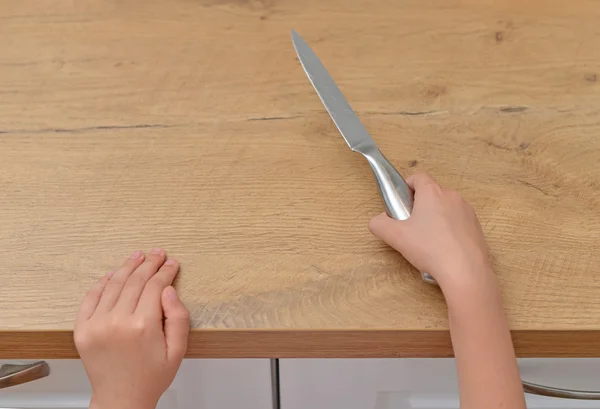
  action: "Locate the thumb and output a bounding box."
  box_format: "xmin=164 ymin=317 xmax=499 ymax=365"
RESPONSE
xmin=368 ymin=212 xmax=411 ymax=254
xmin=161 ymin=286 xmax=190 ymax=362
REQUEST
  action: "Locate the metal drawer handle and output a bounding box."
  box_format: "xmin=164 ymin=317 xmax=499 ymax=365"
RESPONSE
xmin=0 ymin=361 xmax=50 ymax=389
xmin=523 ymin=380 xmax=600 ymax=400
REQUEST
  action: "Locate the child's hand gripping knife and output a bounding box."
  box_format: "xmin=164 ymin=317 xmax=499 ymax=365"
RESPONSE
xmin=369 ymin=172 xmax=526 ymax=409
xmin=74 ymin=249 xmax=190 ymax=409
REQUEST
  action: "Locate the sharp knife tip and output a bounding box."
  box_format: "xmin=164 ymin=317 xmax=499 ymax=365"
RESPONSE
xmin=290 ymin=29 xmax=304 ymax=44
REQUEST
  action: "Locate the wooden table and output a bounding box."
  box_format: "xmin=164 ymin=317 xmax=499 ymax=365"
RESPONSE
xmin=1 ymin=0 xmax=599 ymax=358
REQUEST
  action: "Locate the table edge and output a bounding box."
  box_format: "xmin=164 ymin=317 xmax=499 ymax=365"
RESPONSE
xmin=1 ymin=329 xmax=599 ymax=358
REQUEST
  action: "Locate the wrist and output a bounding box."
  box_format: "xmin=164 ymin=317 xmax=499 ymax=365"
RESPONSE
xmin=437 ymin=263 xmax=501 ymax=309
xmin=90 ymin=395 xmax=156 ymax=409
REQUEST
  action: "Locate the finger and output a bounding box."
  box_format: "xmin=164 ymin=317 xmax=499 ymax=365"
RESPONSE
xmin=368 ymin=212 xmax=409 ymax=253
xmin=404 ymin=172 xmax=437 ymax=191
xmin=114 ymin=248 xmax=167 ymax=313
xmin=75 ymin=274 xmax=110 ymax=326
xmin=161 ymin=286 xmax=190 ymax=362
xmin=136 ymin=258 xmax=180 ymax=317
xmin=95 ymin=250 xmax=145 ymax=313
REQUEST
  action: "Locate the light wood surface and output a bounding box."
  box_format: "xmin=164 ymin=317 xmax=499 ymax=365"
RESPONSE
xmin=1 ymin=0 xmax=599 ymax=358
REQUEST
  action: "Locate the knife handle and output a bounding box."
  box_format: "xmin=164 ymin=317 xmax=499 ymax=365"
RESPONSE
xmin=363 ymin=148 xmax=437 ymax=285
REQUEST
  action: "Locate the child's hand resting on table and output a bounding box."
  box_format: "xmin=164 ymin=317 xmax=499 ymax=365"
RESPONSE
xmin=74 ymin=249 xmax=190 ymax=409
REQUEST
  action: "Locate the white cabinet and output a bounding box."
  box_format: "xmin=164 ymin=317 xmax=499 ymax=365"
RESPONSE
xmin=0 ymin=361 xmax=90 ymax=409
xmin=171 ymin=359 xmax=273 ymax=409
xmin=280 ymin=359 xmax=457 ymax=409
xmin=0 ymin=359 xmax=272 ymax=409
xmin=280 ymin=358 xmax=600 ymax=409
xmin=5 ymin=357 xmax=599 ymax=408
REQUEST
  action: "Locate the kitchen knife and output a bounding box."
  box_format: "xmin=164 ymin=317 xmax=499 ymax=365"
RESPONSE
xmin=291 ymin=30 xmax=436 ymax=285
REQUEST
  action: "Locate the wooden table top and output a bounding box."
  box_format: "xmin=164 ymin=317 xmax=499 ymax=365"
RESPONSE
xmin=1 ymin=0 xmax=599 ymax=358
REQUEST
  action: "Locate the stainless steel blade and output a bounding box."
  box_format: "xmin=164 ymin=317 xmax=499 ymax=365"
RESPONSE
xmin=291 ymin=30 xmax=376 ymax=154
xmin=291 ymin=30 xmax=438 ymax=286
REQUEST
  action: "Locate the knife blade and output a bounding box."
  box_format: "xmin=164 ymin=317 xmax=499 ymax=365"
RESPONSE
xmin=291 ymin=30 xmax=437 ymax=285
xmin=291 ymin=30 xmax=376 ymax=154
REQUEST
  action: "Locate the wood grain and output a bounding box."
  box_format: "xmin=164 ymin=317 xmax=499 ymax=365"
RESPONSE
xmin=1 ymin=0 xmax=600 ymax=357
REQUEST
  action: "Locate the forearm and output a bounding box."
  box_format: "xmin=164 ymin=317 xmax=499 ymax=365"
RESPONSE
xmin=443 ymin=268 xmax=526 ymax=409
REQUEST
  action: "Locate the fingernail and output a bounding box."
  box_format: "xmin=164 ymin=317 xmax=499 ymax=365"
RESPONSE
xmin=107 ymin=270 xmax=115 ymax=278
xmin=130 ymin=250 xmax=143 ymax=259
xmin=151 ymin=248 xmax=162 ymax=255
xmin=165 ymin=258 xmax=176 ymax=265
xmin=166 ymin=286 xmax=177 ymax=300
